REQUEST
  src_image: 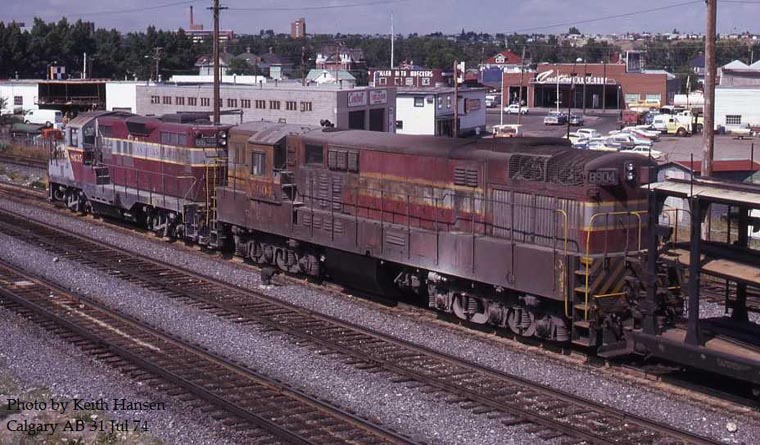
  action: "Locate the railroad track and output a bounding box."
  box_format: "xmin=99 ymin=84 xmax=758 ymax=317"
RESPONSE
xmin=700 ymin=277 xmax=760 ymax=313
xmin=0 ymin=206 xmax=719 ymax=445
xmin=0 ymin=152 xmax=48 ymax=169
xmin=0 ymin=258 xmax=412 ymax=445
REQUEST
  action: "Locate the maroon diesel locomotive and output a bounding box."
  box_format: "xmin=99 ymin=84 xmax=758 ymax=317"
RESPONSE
xmin=217 ymin=122 xmax=671 ymax=354
xmin=49 ymin=114 xmax=677 ymax=357
xmin=49 ymin=111 xmax=231 ymax=242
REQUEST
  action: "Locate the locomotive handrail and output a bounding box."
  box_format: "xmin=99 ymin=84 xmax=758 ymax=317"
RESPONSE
xmin=553 ymin=209 xmax=571 ymax=317
xmin=582 ymin=211 xmax=644 ymax=320
xmin=659 ymin=207 xmax=692 ymax=244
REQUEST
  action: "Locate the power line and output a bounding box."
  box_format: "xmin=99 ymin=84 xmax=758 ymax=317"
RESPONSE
xmin=511 ymin=1 xmax=702 ymax=33
xmin=74 ymin=0 xmax=204 ymax=17
xmin=227 ymin=0 xmax=408 ymax=12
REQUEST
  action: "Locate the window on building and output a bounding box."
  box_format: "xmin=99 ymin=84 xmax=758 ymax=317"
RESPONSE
xmin=269 ymin=100 xmax=281 ymax=110
xmin=241 ymin=99 xmax=251 ymax=108
xmin=286 ymin=101 xmax=297 ymax=111
xmin=421 ymin=78 xmax=431 ymax=86
xmin=163 ymin=96 xmax=172 ymax=105
xmin=437 ymin=97 xmax=442 ymax=109
xmin=200 ymin=97 xmax=210 ymax=107
xmin=414 ymin=97 xmax=424 ymax=107
xmin=255 ymin=100 xmax=266 ymax=109
xmin=379 ymin=77 xmax=387 ymax=85
xmin=624 ymin=93 xmax=641 ymax=105
xmin=645 ymin=94 xmax=661 ymax=103
xmin=188 ymin=97 xmax=197 ymax=106
xmin=305 ymin=144 xmax=323 ymax=165
xmin=218 ymin=98 xmax=223 ymax=107
xmin=405 ymin=77 xmax=414 ymax=86
xmin=251 ymin=152 xmax=266 ymax=176
xmin=13 ymin=96 xmax=22 ymax=106
xmin=150 ymin=95 xmax=160 ymax=104
xmin=227 ymin=98 xmax=237 ymax=107
xmin=726 ymin=115 xmax=742 ymax=126
xmin=300 ymin=101 xmax=312 ymax=112
xmin=175 ymin=97 xmax=185 ymax=106
xmin=446 ymin=95 xmax=452 ymax=108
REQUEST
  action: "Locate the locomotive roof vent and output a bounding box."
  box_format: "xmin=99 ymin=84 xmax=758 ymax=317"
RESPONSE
xmin=159 ymin=112 xmax=212 ymax=124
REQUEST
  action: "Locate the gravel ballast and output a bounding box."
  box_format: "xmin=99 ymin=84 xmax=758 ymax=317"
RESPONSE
xmin=0 ymin=196 xmax=758 ymax=444
xmin=0 ymin=232 xmax=541 ymax=445
xmin=0 ymin=307 xmax=251 ymax=445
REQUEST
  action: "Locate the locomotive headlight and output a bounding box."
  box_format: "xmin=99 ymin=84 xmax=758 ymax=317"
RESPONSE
xmin=625 ymin=161 xmax=636 ymax=183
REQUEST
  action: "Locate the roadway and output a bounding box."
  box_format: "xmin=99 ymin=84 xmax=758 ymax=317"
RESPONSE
xmin=485 ymin=107 xmax=759 ymax=165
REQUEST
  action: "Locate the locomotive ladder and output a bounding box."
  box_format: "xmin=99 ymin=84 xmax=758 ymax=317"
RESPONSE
xmin=571 ymin=211 xmax=644 ymax=349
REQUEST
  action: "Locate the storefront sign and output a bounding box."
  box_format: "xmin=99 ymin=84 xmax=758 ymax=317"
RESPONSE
xmin=465 ymin=98 xmax=481 ymax=113
xmin=347 ymin=91 xmax=367 ymax=107
xmin=534 ymin=70 xmax=616 ymax=85
xmin=373 ymin=69 xmax=435 ymax=78
xmin=369 ymin=89 xmax=387 ymax=105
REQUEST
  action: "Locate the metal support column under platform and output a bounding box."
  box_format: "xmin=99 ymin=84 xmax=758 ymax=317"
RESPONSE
xmin=634 ymin=177 xmax=760 ymax=386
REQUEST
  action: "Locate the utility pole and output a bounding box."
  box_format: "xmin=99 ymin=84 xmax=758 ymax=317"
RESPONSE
xmin=390 ymin=11 xmax=394 ymax=69
xmin=152 ymin=47 xmax=163 ymax=83
xmin=209 ymin=0 xmax=227 ymax=125
xmin=602 ymin=49 xmax=608 ymax=112
xmin=517 ymin=46 xmax=526 ymax=125
xmin=702 ymin=0 xmax=717 ymax=178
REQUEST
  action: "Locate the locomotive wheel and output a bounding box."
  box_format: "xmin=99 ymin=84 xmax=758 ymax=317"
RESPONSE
xmin=507 ymin=306 xmax=537 ymax=337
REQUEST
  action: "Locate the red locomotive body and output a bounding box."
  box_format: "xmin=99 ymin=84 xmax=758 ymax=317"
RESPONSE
xmin=216 ymin=124 xmax=663 ymax=352
xmin=49 ymin=112 xmax=231 ymax=241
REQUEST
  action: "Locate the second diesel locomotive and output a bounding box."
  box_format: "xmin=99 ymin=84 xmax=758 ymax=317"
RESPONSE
xmin=50 ymin=112 xmax=679 ymax=357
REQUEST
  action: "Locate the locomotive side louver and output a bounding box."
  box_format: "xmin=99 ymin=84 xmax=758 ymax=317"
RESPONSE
xmin=454 ymin=167 xmax=478 ymax=187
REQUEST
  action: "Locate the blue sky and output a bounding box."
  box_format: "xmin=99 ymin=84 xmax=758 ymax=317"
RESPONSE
xmin=2 ymin=0 xmax=759 ymax=36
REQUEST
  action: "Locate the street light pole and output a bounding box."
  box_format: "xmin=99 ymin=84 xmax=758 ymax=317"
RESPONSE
xmin=567 ymin=58 xmax=581 ymax=138
xmin=556 ymin=63 xmax=560 ymax=112
xmin=500 ymin=67 xmax=505 ymax=126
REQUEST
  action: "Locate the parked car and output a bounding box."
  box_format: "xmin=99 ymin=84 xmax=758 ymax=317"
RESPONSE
xmin=622 ymin=145 xmax=664 ymax=160
xmin=492 ymin=124 xmax=523 ymax=138
xmin=543 ymin=111 xmax=566 ymax=125
xmin=574 ymin=128 xmax=601 ymax=139
xmin=485 ymin=94 xmax=501 ymax=108
xmin=568 ymin=113 xmax=585 ymax=126
xmin=587 ymin=139 xmax=620 ymax=152
xmin=607 ymin=132 xmax=653 ymax=147
xmin=504 ymin=104 xmax=528 ymax=114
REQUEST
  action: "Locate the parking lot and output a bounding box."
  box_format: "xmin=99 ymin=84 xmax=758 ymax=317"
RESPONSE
xmin=486 ymin=107 xmax=760 ymax=165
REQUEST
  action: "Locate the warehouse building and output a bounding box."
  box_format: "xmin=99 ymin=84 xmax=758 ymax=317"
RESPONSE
xmin=136 ymin=82 xmax=395 ymax=132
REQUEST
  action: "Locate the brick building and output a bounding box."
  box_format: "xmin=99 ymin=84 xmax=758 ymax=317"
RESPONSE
xmin=502 ymin=62 xmax=679 ymax=110
xmin=291 ymin=18 xmax=306 ymax=39
xmin=368 ymin=68 xmax=445 ymax=88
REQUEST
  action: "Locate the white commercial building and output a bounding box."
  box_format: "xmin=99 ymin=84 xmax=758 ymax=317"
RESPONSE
xmin=714 ymin=60 xmax=760 ymax=130
xmin=715 ymin=86 xmax=760 ymax=130
xmin=105 ymin=82 xmax=140 ymax=113
xmin=137 ymin=82 xmax=396 ymax=132
xmin=0 ymin=81 xmax=39 ymax=115
xmin=394 ymin=87 xmax=486 ymax=137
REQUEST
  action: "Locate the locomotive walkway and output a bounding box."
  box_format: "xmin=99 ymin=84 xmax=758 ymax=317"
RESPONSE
xmin=0 ymin=205 xmax=720 ymax=445
xmin=0 ymin=257 xmax=412 ymax=445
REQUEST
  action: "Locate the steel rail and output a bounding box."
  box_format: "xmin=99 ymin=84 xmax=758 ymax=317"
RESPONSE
xmin=0 ymin=257 xmax=413 ymax=445
xmin=0 ymin=206 xmax=719 ymax=445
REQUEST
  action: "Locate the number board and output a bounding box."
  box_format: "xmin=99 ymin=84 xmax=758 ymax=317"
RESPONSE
xmin=587 ymin=169 xmax=619 ymax=186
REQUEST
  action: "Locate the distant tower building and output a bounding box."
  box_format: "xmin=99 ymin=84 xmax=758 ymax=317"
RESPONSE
xmin=291 ymin=18 xmax=306 ymax=39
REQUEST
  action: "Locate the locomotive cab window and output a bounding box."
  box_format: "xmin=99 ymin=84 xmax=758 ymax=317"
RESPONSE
xmin=305 ymin=144 xmax=324 ymax=165
xmin=251 ymin=152 xmax=266 ymax=176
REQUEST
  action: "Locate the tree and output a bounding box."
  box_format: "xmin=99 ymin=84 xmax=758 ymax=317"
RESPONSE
xmin=568 ymin=27 xmax=581 ymax=35
xmin=227 ymin=57 xmax=257 ymax=75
